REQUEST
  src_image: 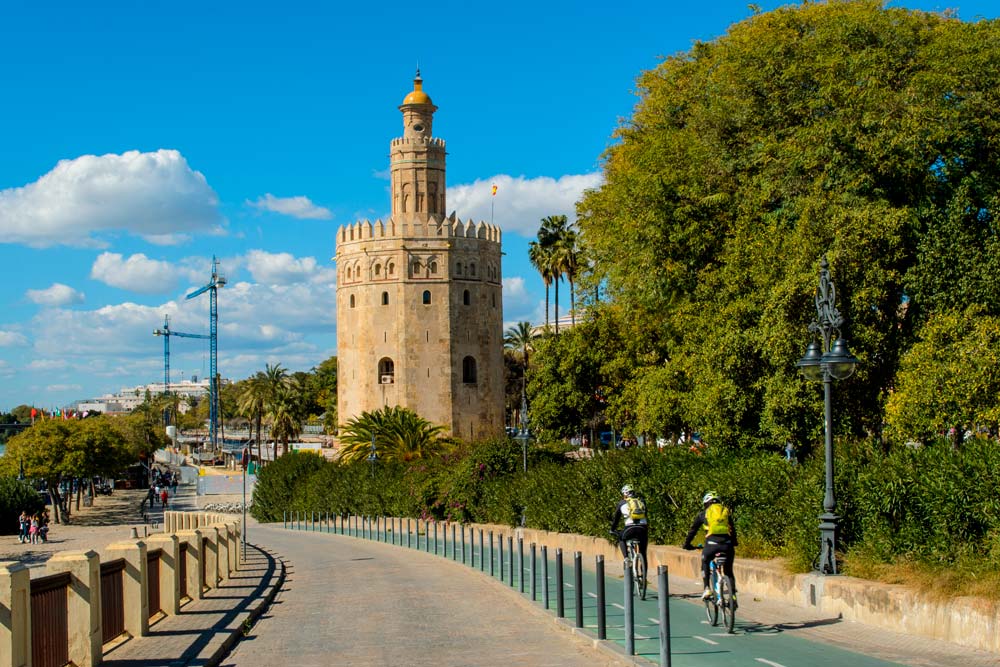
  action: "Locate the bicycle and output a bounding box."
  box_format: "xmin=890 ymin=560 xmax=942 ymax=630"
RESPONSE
xmin=700 ymin=548 xmax=736 ymax=633
xmin=611 ymin=530 xmax=647 ymax=600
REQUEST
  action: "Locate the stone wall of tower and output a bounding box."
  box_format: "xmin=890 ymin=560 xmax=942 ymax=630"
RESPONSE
xmin=335 ymin=216 xmax=504 ymax=439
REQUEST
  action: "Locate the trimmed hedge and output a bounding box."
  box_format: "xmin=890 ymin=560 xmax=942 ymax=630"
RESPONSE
xmin=251 ymin=437 xmax=1000 ymax=576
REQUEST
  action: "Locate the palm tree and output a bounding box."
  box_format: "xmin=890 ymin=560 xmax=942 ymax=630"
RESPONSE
xmin=528 ymin=240 xmax=554 ymax=329
xmin=236 ymin=373 xmax=268 ymax=465
xmin=536 ymin=215 xmax=571 ymax=333
xmin=554 ymin=228 xmax=579 ymax=326
xmin=338 ymin=406 xmax=448 ymax=463
xmin=504 ymin=322 xmax=535 ymax=428
xmin=269 ymin=381 xmax=303 ymax=458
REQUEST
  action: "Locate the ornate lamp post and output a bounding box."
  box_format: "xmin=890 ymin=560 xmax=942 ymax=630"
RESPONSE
xmin=368 ymin=432 xmax=378 ymax=478
xmin=795 ymin=257 xmax=860 ymax=575
xmin=516 ymin=386 xmax=531 ymax=473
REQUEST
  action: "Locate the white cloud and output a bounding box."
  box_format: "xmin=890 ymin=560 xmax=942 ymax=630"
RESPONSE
xmin=25 ymin=283 xmax=85 ymax=307
xmin=0 ymin=149 xmax=223 ymax=248
xmin=0 ymin=330 xmax=29 ymax=347
xmin=46 ymin=383 xmax=81 ymax=393
xmin=248 ymin=194 xmax=333 ymax=220
xmin=246 ymin=250 xmax=319 ymax=285
xmin=27 ymin=359 xmax=68 ymax=371
xmin=448 ymin=173 xmax=603 ymax=237
xmin=90 ymin=252 xmax=177 ymax=294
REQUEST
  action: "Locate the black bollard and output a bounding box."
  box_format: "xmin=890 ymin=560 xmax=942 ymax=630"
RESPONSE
xmin=507 ymin=535 xmax=514 ymax=587
xmin=519 ymin=538 xmax=525 ymax=593
xmin=489 ymin=531 xmax=495 ymax=577
xmin=283 ymin=511 xmax=287 ymax=530
xmin=574 ymin=551 xmax=583 ymax=628
xmin=542 ymin=545 xmax=550 ymax=609
xmin=624 ymin=560 xmax=635 ymax=656
xmin=443 ymin=522 xmax=447 ymax=555
xmin=659 ymin=565 xmax=671 ymax=666
xmin=499 ymin=536 xmax=505 ymax=583
xmin=479 ymin=529 xmax=485 ymax=572
xmin=530 ymin=543 xmax=537 ymax=601
xmin=556 ymin=548 xmax=564 ymax=617
xmin=407 ymin=518 xmax=412 ymax=548
xmin=452 ymin=524 xmax=457 ymax=560
xmin=596 ymin=555 xmax=607 ymax=639
xmin=434 ymin=522 xmax=438 ymax=555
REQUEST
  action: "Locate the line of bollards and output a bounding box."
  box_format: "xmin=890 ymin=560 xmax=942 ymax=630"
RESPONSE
xmin=282 ymin=511 xmax=671 ymax=663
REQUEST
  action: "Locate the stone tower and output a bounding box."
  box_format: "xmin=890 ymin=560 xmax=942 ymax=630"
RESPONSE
xmin=334 ymin=72 xmax=504 ymax=440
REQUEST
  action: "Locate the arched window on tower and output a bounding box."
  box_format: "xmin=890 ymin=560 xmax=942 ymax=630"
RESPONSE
xmin=374 ymin=263 xmax=382 ymax=277
xmin=470 ymin=263 xmax=476 ymax=277
xmin=382 ymin=291 xmax=389 ymax=305
xmin=430 ymin=261 xmax=438 ymax=274
xmin=422 ymin=290 xmax=431 ymax=305
xmin=378 ymin=358 xmax=395 ymax=384
xmin=350 ymin=294 xmax=356 ymax=308
xmin=346 ymin=267 xmax=352 ymax=280
xmin=462 ymin=356 xmax=477 ymax=385
xmin=463 ymin=290 xmax=470 ymax=306
xmin=388 ymin=262 xmax=395 ymax=276
xmin=456 ymin=263 xmax=462 ymax=276
xmin=412 ymin=260 xmax=422 ymax=277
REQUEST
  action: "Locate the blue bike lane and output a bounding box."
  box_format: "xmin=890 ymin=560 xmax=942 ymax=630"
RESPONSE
xmin=283 ymin=514 xmax=899 ymax=667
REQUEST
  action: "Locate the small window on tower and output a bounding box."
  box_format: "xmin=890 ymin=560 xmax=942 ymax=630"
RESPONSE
xmin=378 ymin=357 xmax=395 ymax=384
xmin=350 ymin=294 xmax=356 ymax=308
xmin=463 ymin=290 xmax=470 ymax=306
xmin=388 ymin=262 xmax=395 ymax=276
xmin=422 ymin=290 xmax=431 ymax=305
xmin=456 ymin=263 xmax=462 ymax=275
xmin=382 ymin=292 xmax=389 ymax=305
xmin=413 ymin=260 xmax=422 ymax=276
xmin=470 ymin=263 xmax=476 ymax=277
xmin=430 ymin=261 xmax=438 ymax=274
xmin=462 ymin=356 xmax=477 ymax=384
xmin=375 ymin=264 xmax=382 ymax=277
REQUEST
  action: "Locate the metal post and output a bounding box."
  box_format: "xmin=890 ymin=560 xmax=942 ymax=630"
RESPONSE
xmin=489 ymin=531 xmax=495 ymax=577
xmin=519 ymin=538 xmax=525 ymax=593
xmin=311 ymin=511 xmax=315 ymax=531
xmin=443 ymin=522 xmax=447 ymax=555
xmin=461 ymin=525 xmax=466 ymax=564
xmin=452 ymin=524 xmax=457 ymax=560
xmin=283 ymin=511 xmax=287 ymax=530
xmin=507 ymin=535 xmax=514 ymax=587
xmin=470 ymin=528 xmax=476 ymax=568
xmin=530 ymin=543 xmax=537 ymax=601
xmin=542 ymin=545 xmax=550 ymax=609
xmin=434 ymin=522 xmax=438 ymax=555
xmin=242 ymin=463 xmax=247 ymax=561
xmin=596 ymin=555 xmax=606 ymax=639
xmin=499 ymin=535 xmax=505 ymax=583
xmin=575 ymin=551 xmax=584 ymax=628
xmin=407 ymin=518 xmax=412 ymax=548
xmin=624 ymin=560 xmax=635 ymax=655
xmin=658 ymin=565 xmax=671 ymax=667
xmin=556 ymin=548 xmax=564 ymax=617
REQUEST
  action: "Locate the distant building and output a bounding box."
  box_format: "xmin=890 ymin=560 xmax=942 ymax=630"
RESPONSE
xmin=76 ymin=377 xmax=227 ymax=415
xmin=335 ymin=72 xmax=504 ymax=440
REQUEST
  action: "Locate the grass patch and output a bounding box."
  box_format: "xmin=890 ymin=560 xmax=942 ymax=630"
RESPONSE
xmin=843 ymin=553 xmax=1000 ymax=602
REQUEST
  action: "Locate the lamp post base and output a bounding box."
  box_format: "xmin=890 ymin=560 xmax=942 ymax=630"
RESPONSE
xmin=818 ymin=512 xmax=839 ymax=575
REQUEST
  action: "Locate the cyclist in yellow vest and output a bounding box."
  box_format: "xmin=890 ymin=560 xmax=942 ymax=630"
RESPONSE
xmin=682 ymin=491 xmax=738 ymax=600
xmin=610 ymin=484 xmax=649 ymax=571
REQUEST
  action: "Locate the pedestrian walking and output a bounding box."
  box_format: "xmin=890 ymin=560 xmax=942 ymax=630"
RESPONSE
xmin=161 ymin=488 xmax=169 ymax=509
xmin=17 ymin=511 xmax=28 ymax=544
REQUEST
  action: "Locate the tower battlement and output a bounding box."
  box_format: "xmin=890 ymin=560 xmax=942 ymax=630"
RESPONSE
xmin=336 ymin=214 xmax=501 ymax=248
xmin=390 ymin=136 xmax=446 ymax=149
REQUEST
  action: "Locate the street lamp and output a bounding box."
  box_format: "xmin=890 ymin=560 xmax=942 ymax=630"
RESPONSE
xmin=516 ymin=384 xmax=531 ymax=473
xmin=368 ymin=432 xmax=378 ymax=478
xmin=796 ymin=256 xmax=860 ymax=575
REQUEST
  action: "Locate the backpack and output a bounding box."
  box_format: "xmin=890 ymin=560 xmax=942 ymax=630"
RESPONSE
xmin=625 ymin=496 xmax=647 ymax=522
xmin=704 ymin=503 xmax=730 ymax=536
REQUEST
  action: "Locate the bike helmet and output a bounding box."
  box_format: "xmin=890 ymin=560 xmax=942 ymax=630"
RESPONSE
xmin=702 ymin=491 xmax=719 ymax=505
xmin=621 ymin=484 xmax=635 ymax=497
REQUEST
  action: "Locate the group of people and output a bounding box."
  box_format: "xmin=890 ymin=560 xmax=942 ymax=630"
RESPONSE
xmin=17 ymin=510 xmax=49 ymax=545
xmin=610 ymin=485 xmax=738 ymax=603
xmin=146 ymin=469 xmax=179 ymax=509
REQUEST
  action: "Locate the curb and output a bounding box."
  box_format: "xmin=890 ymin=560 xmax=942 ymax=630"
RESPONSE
xmin=204 ymin=546 xmax=288 ymax=667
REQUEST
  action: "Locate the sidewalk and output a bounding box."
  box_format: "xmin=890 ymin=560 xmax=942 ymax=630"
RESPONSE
xmin=102 ymin=542 xmax=283 ymax=667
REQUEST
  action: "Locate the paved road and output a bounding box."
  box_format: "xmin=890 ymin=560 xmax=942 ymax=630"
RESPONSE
xmin=223 ymin=523 xmax=626 ymax=667
xmin=225 ymin=520 xmax=1000 ymax=667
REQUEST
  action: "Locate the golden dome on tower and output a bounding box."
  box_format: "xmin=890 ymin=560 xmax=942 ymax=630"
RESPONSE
xmin=402 ymin=69 xmax=433 ymax=105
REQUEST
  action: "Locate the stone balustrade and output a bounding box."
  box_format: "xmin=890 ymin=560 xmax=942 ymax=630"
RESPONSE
xmin=0 ymin=511 xmax=241 ymax=667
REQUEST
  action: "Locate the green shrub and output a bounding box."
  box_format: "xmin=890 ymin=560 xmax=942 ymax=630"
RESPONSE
xmin=250 ymin=451 xmax=325 ymax=522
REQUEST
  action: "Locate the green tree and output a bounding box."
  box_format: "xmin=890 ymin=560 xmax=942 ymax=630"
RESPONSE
xmin=1 ymin=421 xmax=73 ymax=523
xmin=528 ymin=240 xmax=554 ymax=329
xmin=575 ymin=1 xmax=1000 ymax=448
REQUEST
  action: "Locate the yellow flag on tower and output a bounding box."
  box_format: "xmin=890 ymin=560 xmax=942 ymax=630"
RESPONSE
xmin=491 ymin=184 xmax=498 ymax=196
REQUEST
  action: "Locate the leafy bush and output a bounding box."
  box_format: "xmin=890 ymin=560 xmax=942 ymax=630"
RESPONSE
xmin=0 ymin=477 xmax=45 ymax=535
xmin=252 ymin=436 xmax=1000 ymax=595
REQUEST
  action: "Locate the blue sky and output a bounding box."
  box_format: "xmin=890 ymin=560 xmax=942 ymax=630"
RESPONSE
xmin=1 ymin=1 xmax=996 ymax=411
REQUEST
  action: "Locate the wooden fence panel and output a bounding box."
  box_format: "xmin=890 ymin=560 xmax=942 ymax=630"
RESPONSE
xmin=147 ymin=548 xmax=162 ymax=619
xmin=30 ymin=572 xmax=71 ymax=667
xmin=100 ymin=559 xmax=126 ymax=643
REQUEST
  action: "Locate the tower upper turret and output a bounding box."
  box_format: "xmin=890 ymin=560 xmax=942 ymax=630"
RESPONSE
xmin=392 ymin=70 xmax=446 ymax=217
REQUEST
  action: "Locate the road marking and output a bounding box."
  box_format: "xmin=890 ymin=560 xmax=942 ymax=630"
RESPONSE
xmin=755 ymin=660 xmax=787 ymax=667
xmin=693 ymin=635 xmax=719 ymax=646
xmin=564 ymin=582 xmax=574 ymax=588
xmin=612 ymin=603 xmax=625 ymax=610
xmin=587 ymin=592 xmax=598 ymax=599
xmin=647 ymin=618 xmax=660 ymax=624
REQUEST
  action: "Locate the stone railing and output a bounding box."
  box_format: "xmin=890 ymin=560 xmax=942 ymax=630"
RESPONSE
xmin=0 ymin=512 xmax=242 ymax=667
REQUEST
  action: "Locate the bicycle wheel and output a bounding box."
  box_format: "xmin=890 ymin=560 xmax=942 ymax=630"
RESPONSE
xmin=720 ymin=575 xmax=736 ymax=633
xmin=633 ymin=552 xmax=647 ymax=600
xmin=704 ymin=574 xmax=719 ymax=626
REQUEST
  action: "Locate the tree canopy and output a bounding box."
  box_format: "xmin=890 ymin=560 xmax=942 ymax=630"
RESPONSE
xmin=560 ymin=1 xmax=1000 ymax=448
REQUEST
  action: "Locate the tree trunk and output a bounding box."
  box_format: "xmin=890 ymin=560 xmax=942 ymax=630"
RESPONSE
xmin=554 ymin=278 xmax=560 ymax=334
xmin=545 ymin=285 xmax=550 ymax=328
xmin=48 ymin=479 xmax=62 ymax=524
xmin=76 ymin=481 xmax=82 ymax=512
xmin=569 ymin=277 xmax=576 ymax=326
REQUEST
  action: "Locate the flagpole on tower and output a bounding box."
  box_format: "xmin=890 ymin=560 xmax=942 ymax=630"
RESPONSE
xmin=491 ymin=183 xmax=497 ymax=225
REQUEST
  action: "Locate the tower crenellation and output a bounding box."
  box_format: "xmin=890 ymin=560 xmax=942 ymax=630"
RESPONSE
xmin=334 ymin=72 xmax=504 ymax=440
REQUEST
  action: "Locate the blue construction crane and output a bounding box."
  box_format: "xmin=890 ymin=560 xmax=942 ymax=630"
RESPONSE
xmin=186 ymin=257 xmax=226 ymax=451
xmin=153 ymin=314 xmax=210 ymax=400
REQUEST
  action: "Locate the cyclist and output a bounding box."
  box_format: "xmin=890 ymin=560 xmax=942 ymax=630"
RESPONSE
xmin=610 ymin=484 xmax=649 ymax=573
xmin=682 ymin=491 xmax=738 ymax=601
